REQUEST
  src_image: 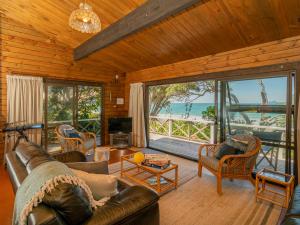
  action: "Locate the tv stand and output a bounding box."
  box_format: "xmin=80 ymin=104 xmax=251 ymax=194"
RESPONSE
xmin=109 ymin=132 xmax=131 ymax=148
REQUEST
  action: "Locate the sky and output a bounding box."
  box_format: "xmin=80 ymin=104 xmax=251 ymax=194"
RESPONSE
xmin=171 ymin=76 xmax=288 ymax=104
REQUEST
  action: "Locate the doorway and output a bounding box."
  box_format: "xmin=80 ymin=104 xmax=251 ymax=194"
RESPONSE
xmin=44 ymin=80 xmax=103 ymax=152
xmin=145 ymin=66 xmax=297 ymax=175
xmin=218 ymin=73 xmax=295 ymax=174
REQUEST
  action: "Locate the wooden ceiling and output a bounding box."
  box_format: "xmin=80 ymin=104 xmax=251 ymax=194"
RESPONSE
xmin=1 ymin=0 xmax=300 ymax=74
xmin=0 ymin=0 xmax=146 ymax=48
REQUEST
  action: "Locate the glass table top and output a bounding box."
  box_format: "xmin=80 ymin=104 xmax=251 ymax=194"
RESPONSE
xmin=259 ymin=169 xmax=293 ymax=183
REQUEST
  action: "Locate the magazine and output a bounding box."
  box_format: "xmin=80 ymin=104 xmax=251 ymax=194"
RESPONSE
xmin=148 ymin=177 xmax=168 ymax=186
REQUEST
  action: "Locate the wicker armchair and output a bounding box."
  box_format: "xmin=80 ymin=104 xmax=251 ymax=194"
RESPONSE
xmin=55 ymin=124 xmax=96 ymax=155
xmin=198 ymin=135 xmax=261 ymax=195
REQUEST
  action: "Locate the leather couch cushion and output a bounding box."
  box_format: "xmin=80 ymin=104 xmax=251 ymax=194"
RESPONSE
xmin=52 ymin=151 xmax=87 ymax=163
xmin=16 ymin=142 xmax=48 ymax=166
xmin=72 ymin=168 xmax=118 ymax=200
xmin=26 ymin=155 xmax=55 ymax=174
xmin=282 ymin=217 xmax=300 ymax=225
xmin=85 ymin=185 xmax=159 ymax=225
xmin=286 ymin=186 xmax=300 ymax=217
xmin=43 ymin=183 xmax=93 ymax=225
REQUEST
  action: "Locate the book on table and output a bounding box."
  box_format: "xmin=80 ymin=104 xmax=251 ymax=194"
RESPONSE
xmin=148 ymin=177 xmax=168 ymax=186
xmin=142 ymin=154 xmax=171 ymax=169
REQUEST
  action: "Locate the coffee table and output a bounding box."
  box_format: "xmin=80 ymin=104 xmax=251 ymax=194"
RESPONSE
xmin=121 ymin=154 xmax=178 ymax=194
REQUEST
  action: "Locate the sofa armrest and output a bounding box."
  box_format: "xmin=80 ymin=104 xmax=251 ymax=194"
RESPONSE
xmin=66 ymin=161 xmax=109 ymax=174
xmin=28 ymin=204 xmax=66 ymax=225
xmin=52 ymin=151 xmax=86 ymax=163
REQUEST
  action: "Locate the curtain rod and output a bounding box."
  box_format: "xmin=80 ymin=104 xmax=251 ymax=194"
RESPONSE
xmin=7 ymin=71 xmax=105 ymax=85
xmin=7 ymin=71 xmax=49 ymax=78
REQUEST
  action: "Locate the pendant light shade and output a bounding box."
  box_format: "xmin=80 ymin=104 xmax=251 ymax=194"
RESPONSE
xmin=69 ymin=2 xmax=101 ymax=33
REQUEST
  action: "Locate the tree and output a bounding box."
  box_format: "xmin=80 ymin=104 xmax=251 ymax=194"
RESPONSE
xmin=202 ymin=106 xmax=215 ymax=120
xmin=149 ymin=81 xmax=215 ymax=116
xmin=77 ymin=86 xmax=102 ymax=119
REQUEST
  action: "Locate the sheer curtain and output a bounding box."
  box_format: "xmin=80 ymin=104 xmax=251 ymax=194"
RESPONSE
xmin=5 ymin=75 xmax=44 ymax=154
xmin=128 ymin=83 xmax=146 ymax=147
xmin=296 ymin=97 xmax=300 ymax=183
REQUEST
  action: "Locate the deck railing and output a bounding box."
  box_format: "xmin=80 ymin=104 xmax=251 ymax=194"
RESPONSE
xmin=149 ymin=116 xmax=287 ymax=144
xmin=149 ymin=116 xmax=215 ymax=143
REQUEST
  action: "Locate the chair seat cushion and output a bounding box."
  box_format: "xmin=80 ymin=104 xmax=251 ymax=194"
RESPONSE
xmin=215 ymin=144 xmax=243 ymax=160
xmin=66 ymin=131 xmax=81 ymax=139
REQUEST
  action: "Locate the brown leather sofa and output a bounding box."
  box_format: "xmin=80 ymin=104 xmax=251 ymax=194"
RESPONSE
xmin=5 ymin=142 xmax=160 ymax=225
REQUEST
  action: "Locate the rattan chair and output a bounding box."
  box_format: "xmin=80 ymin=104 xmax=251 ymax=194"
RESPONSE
xmin=55 ymin=124 xmax=96 ymax=155
xmin=198 ymin=135 xmax=261 ymax=195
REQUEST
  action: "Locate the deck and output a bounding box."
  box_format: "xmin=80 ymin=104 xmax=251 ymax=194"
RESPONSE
xmin=149 ymin=133 xmax=289 ymax=173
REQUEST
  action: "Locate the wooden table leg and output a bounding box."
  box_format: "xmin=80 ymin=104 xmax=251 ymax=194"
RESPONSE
xmin=286 ymin=185 xmax=290 ymax=208
xmin=121 ymin=158 xmax=124 ymax=177
xmin=157 ymin=174 xmax=161 ymax=193
xmin=255 ymin=176 xmax=259 ymax=202
xmin=262 ymin=179 xmax=266 ymax=191
xmin=175 ymin=165 xmax=178 ymax=189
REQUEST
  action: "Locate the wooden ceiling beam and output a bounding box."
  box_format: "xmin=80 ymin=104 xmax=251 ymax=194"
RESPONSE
xmin=74 ymin=0 xmax=207 ymax=60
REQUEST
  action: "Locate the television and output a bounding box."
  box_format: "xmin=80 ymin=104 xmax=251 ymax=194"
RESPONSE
xmin=108 ymin=117 xmax=132 ymax=134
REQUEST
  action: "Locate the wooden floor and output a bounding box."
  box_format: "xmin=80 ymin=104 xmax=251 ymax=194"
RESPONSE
xmin=0 ymin=166 xmax=14 ymax=225
xmin=1 ymin=149 xmax=282 ymax=225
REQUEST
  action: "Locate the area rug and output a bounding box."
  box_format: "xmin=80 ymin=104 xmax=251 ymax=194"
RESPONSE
xmin=109 ymin=149 xmax=282 ymax=225
xmin=108 ymin=148 xmax=198 ymax=192
xmin=158 ymin=169 xmax=282 ymax=225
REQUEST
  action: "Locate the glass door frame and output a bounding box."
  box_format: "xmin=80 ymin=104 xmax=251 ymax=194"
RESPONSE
xmin=144 ymin=79 xmax=218 ymax=159
xmin=144 ymin=62 xmax=300 ymax=177
xmin=217 ymin=72 xmax=294 ymax=174
xmin=44 ymin=79 xmax=104 ymax=151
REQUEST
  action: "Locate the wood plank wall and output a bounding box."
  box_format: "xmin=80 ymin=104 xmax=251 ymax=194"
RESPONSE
xmin=125 ymin=35 xmax=300 ymax=109
xmin=0 ymin=15 xmax=127 ymax=162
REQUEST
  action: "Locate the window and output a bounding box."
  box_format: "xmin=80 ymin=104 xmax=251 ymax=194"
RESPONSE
xmin=44 ymin=80 xmax=103 ymax=152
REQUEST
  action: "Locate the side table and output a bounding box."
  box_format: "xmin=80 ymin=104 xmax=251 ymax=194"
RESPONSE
xmin=94 ymin=147 xmax=110 ymax=162
xmin=256 ymin=168 xmax=294 ymax=208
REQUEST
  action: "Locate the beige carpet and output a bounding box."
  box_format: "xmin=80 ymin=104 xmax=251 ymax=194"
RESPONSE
xmin=109 ymin=149 xmax=282 ymax=225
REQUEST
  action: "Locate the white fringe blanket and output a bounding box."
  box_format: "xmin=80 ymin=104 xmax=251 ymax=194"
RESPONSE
xmin=13 ymin=161 xmax=109 ymax=225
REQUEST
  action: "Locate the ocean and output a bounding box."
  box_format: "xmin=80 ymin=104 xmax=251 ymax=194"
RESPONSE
xmin=157 ymin=103 xmax=285 ymax=123
xmin=159 ymin=103 xmax=213 ymax=118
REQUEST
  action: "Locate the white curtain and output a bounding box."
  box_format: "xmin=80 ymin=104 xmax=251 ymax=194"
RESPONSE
xmin=128 ymin=83 xmax=146 ymax=147
xmin=296 ymin=98 xmax=300 ymax=183
xmin=5 ymin=75 xmax=44 ymax=154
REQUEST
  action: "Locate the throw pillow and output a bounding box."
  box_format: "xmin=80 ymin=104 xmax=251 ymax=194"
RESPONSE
xmin=215 ymin=144 xmax=243 ymax=160
xmin=64 ymin=129 xmax=81 ymax=139
xmin=43 ymin=183 xmax=93 ymax=225
xmin=226 ymin=138 xmax=248 ymax=152
xmin=72 ymin=169 xmax=118 ymax=200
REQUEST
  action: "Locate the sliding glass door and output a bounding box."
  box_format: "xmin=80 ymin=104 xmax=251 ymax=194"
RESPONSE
xmin=218 ymin=74 xmax=295 ymax=174
xmin=44 ymin=81 xmax=103 ymax=152
xmin=145 ymin=68 xmax=296 ymax=175
xmin=146 ymin=80 xmax=216 ymax=160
